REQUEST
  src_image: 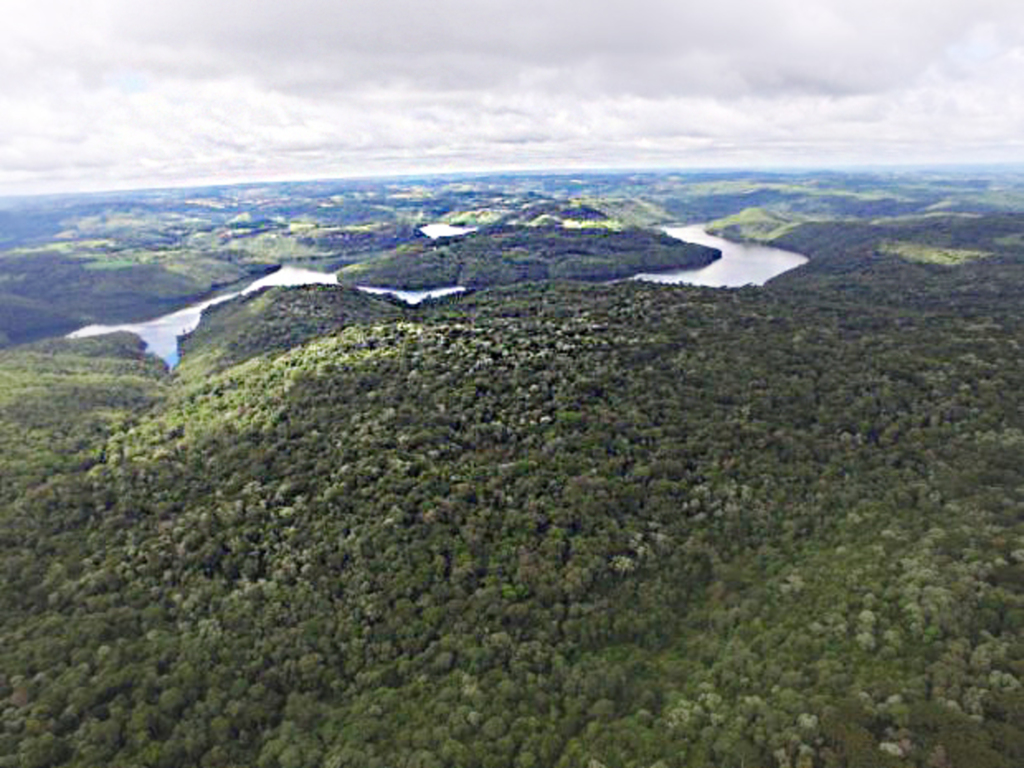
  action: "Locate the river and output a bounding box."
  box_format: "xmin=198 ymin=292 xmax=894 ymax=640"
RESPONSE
xmin=66 ymin=226 xmax=806 ymax=366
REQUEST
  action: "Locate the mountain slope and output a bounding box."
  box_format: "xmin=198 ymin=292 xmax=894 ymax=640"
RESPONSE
xmin=0 ymin=333 xmax=167 ymax=506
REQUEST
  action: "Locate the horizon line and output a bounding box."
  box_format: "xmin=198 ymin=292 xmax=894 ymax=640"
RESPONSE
xmin=5 ymin=160 xmax=1024 ymax=203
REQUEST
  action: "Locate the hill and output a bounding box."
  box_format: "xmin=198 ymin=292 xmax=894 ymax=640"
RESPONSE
xmin=176 ymin=284 xmax=404 ymax=377
xmin=1 ymin=267 xmax=1022 ymax=767
xmin=339 ymin=226 xmax=720 ymax=290
xmin=0 ymin=333 xmax=167 ymax=505
xmin=8 ymin=168 xmax=1024 ymax=349
xmin=0 ymin=249 xmax=277 ymax=348
xmin=4 ymin=172 xmax=1024 ymax=768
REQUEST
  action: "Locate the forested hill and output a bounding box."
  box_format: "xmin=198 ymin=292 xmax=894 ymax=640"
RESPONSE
xmin=175 ymin=285 xmax=403 ymax=376
xmin=1 ymin=265 xmax=1023 ymax=768
xmin=339 ymin=226 xmax=720 ymax=290
xmin=0 ymin=333 xmax=167 ymax=505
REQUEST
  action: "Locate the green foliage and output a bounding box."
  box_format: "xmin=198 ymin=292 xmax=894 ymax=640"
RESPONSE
xmin=0 ymin=291 xmax=84 ymax=348
xmin=176 ymin=284 xmax=403 ymax=376
xmin=708 ymin=206 xmax=805 ymax=241
xmin=340 ymin=226 xmax=720 ymax=289
xmin=0 ymin=333 xmax=166 ymax=504
xmin=2 ymin=264 xmax=1024 ymax=766
xmin=6 ymin=171 xmax=1024 ymax=767
xmin=878 ymin=240 xmax=991 ymax=265
xmin=0 ymin=251 xmax=268 ymax=347
xmin=7 ymin=169 xmax=1024 ymax=347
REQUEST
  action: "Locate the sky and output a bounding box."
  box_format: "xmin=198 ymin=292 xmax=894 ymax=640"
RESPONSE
xmin=3 ymin=0 xmax=1024 ymax=195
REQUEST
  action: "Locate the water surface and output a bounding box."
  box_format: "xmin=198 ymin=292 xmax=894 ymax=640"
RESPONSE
xmin=355 ymin=285 xmax=466 ymax=304
xmin=68 ymin=266 xmax=340 ymax=366
xmin=420 ymin=224 xmax=478 ymax=239
xmin=67 ymin=225 xmax=806 ymax=366
xmin=638 ymin=226 xmax=807 ymax=287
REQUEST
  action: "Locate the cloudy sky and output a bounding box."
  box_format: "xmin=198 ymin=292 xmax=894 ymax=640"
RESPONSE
xmin=4 ymin=0 xmax=1024 ymax=195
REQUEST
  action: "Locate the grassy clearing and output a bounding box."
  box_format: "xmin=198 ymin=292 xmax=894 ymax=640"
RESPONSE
xmin=443 ymin=210 xmax=506 ymax=226
xmin=561 ymin=219 xmax=625 ymax=230
xmin=879 ymin=241 xmax=992 ymax=265
xmin=707 ymin=207 xmax=804 ymax=241
xmin=82 ymin=259 xmax=138 ymax=271
xmin=338 ymin=222 xmax=389 ymax=233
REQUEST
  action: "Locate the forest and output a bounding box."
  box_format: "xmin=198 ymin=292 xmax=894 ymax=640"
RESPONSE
xmin=338 ymin=226 xmax=720 ymax=290
xmin=0 ymin=171 xmax=1023 ymax=768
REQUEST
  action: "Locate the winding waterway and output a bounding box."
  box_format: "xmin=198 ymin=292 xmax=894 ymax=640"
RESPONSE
xmin=67 ymin=267 xmax=467 ymax=367
xmin=633 ymin=226 xmax=808 ymax=287
xmin=68 ymin=266 xmax=340 ymax=367
xmin=66 ymin=225 xmax=807 ymax=366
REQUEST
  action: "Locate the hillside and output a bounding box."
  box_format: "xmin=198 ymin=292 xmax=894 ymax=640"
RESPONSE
xmin=7 ymin=169 xmax=1024 ymax=349
xmin=176 ymin=284 xmax=404 ymax=377
xmin=4 ymin=172 xmax=1024 ymax=768
xmin=339 ymin=226 xmax=720 ymax=290
xmin=0 ymin=333 xmax=167 ymax=505
xmin=1 ymin=266 xmax=1022 ymax=767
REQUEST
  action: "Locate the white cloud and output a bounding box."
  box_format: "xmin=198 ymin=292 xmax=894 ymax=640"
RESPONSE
xmin=2 ymin=0 xmax=1024 ymax=194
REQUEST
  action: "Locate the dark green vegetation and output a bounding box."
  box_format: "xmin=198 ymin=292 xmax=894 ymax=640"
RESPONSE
xmin=0 ymin=250 xmax=277 ymax=346
xmin=339 ymin=227 xmax=719 ymax=290
xmin=176 ymin=285 xmax=403 ymax=376
xmin=0 ymin=183 xmax=429 ymax=346
xmin=760 ymin=213 xmax=1024 ymax=313
xmin=0 ymin=333 xmax=166 ymax=505
xmin=3 ymin=170 xmax=1024 ymax=768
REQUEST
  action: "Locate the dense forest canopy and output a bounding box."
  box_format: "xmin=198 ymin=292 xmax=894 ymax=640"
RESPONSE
xmin=1 ymin=170 xmax=1023 ymax=768
xmin=338 ymin=226 xmax=720 ymax=290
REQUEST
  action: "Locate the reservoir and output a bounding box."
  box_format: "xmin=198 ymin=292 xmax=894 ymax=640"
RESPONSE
xmin=66 ymin=226 xmax=807 ymax=366
xmin=67 ymin=267 xmax=467 ymax=367
xmin=68 ymin=266 xmax=340 ymax=367
xmin=420 ymin=224 xmax=478 ymax=239
xmin=636 ymin=226 xmax=808 ymax=287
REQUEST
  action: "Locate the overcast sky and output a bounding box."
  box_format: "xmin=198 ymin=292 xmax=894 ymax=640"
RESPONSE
xmin=3 ymin=0 xmax=1024 ymax=195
